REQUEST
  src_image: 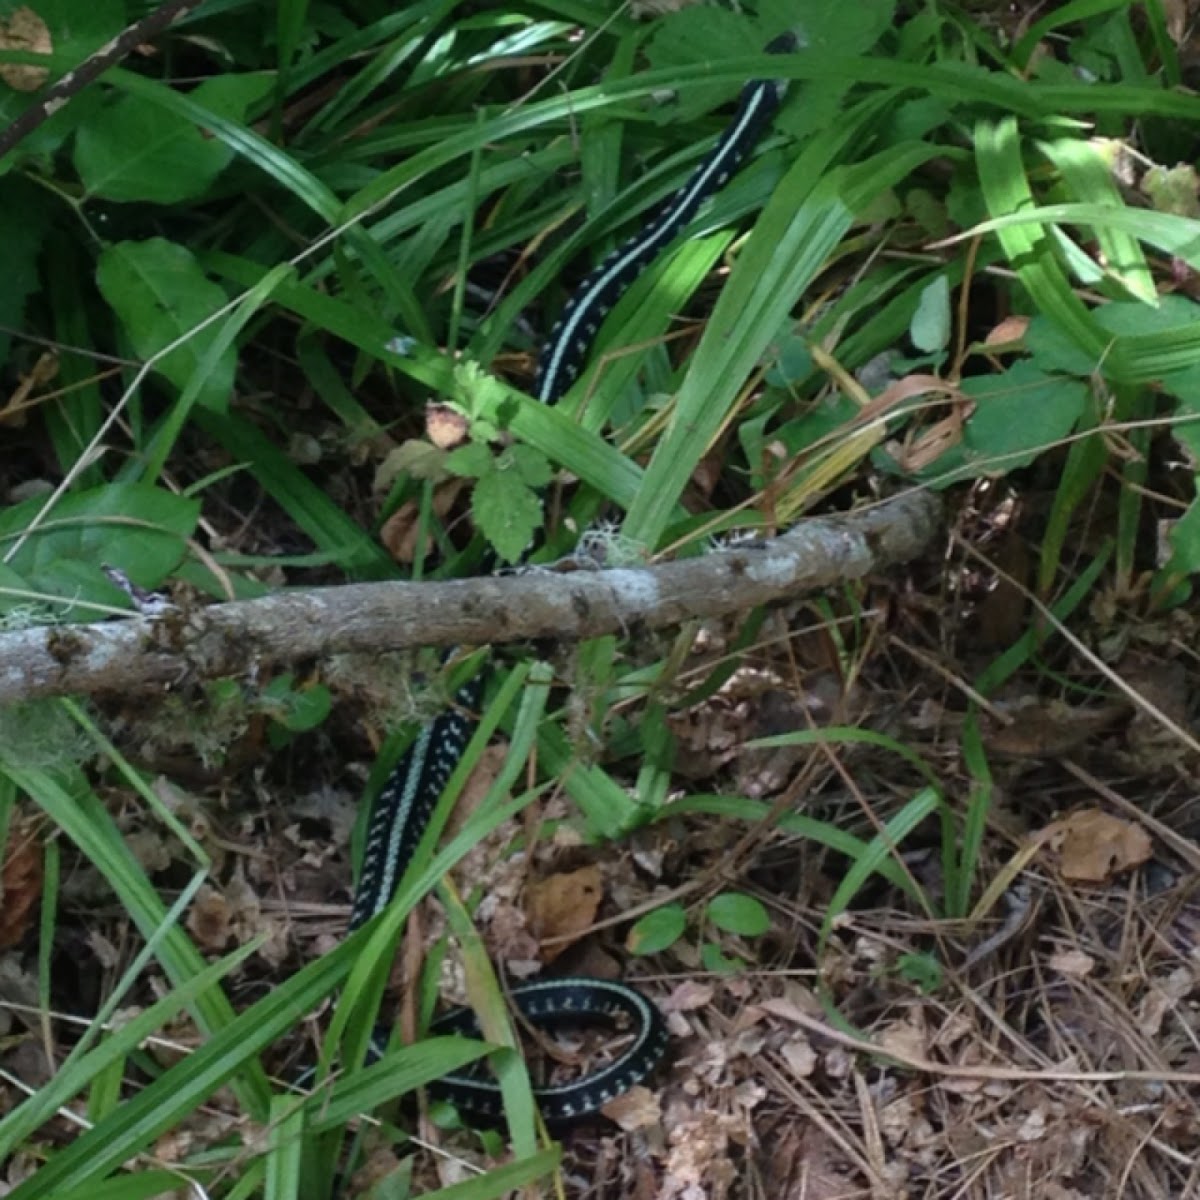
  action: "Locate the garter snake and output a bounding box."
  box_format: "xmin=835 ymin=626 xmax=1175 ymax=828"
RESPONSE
xmin=349 ymin=31 xmax=795 ymax=1123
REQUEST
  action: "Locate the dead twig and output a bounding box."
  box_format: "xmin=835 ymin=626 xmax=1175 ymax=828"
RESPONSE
xmin=1 ymin=491 xmax=940 ymax=702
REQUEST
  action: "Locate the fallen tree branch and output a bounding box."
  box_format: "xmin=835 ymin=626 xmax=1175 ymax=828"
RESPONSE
xmin=5 ymin=492 xmax=939 ymax=703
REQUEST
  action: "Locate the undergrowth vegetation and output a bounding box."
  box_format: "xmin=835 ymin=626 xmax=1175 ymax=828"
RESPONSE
xmin=3 ymin=0 xmax=1200 ymax=1196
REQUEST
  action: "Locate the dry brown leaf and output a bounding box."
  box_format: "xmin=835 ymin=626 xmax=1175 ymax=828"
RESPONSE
xmin=1048 ymin=808 xmax=1153 ymax=883
xmin=983 ymin=314 xmax=1029 ymax=345
xmin=0 ymin=822 xmax=42 ymax=950
xmin=878 ymin=1014 xmax=928 ymax=1062
xmin=0 ymin=8 xmax=50 ymax=93
xmin=425 ymin=403 xmax=469 ymax=450
xmin=873 ymin=374 xmax=968 ymax=473
xmin=602 ymin=1083 xmax=661 ymax=1131
xmin=885 ymin=408 xmax=964 ymax=473
xmin=985 ymin=701 xmax=1127 ymax=759
xmin=665 ymin=980 xmax=715 ymax=1013
xmin=765 ymin=1122 xmax=855 ymax=1200
xmin=1163 ymin=0 xmax=1188 ymax=41
xmin=1047 ymin=948 xmax=1095 ymax=977
xmin=525 ymin=865 xmax=602 ymax=961
xmin=1135 ymin=966 xmax=1192 ymax=1037
xmin=379 ymin=477 xmax=467 ymax=563
xmin=186 ymin=885 xmax=233 ymax=951
xmin=779 ymin=1037 xmax=817 ymax=1080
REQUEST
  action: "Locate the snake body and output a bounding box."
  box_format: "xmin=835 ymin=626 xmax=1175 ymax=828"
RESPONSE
xmin=351 ymin=34 xmax=793 ymax=1122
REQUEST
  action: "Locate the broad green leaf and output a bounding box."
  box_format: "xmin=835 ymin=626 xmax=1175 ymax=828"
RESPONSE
xmin=96 ymin=239 xmax=236 ymax=412
xmin=896 ymin=952 xmax=942 ymax=993
xmin=75 ymin=97 xmax=233 ymax=204
xmin=471 ymin=470 xmax=543 ymax=564
xmin=700 ymin=942 xmax=744 ymax=974
xmin=0 ymin=483 xmax=198 ymax=610
xmin=445 ymin=442 xmax=494 ymax=479
xmin=0 ymin=179 xmax=51 ymax=363
xmin=508 ymin=444 xmax=553 ymax=488
xmin=1165 ymin=502 xmax=1200 ymax=580
xmin=706 ymin=892 xmax=770 ymax=937
xmin=904 ymin=362 xmax=1088 ymax=486
xmin=628 ymin=903 xmax=687 ymax=955
xmin=909 ymin=273 xmax=951 ymax=352
xmin=260 ymin=676 xmax=333 ymax=733
xmin=76 ymin=76 xmax=271 ymax=204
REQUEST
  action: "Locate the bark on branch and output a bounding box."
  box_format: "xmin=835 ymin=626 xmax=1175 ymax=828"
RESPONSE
xmin=3 ymin=492 xmax=939 ymax=704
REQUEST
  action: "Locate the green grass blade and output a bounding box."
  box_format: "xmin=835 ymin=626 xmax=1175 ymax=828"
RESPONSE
xmin=419 ymin=1147 xmax=561 ymax=1200
xmin=305 ymin=1037 xmax=491 ymax=1131
xmin=1036 ymin=138 xmax=1155 ymax=303
xmin=819 ymin=786 xmax=943 ymax=946
xmin=5 ymin=765 xmax=271 ymax=1116
xmin=4 ymin=938 xmax=360 ymax=1198
xmin=141 ymin=263 xmax=295 ymax=482
xmin=191 ymin=406 xmax=396 ymax=578
xmin=660 ymin=793 xmax=916 ymax=897
xmin=264 ymin=1093 xmax=304 ymax=1200
xmin=0 ymin=943 xmax=256 ymax=1159
xmin=974 ymin=117 xmax=1114 ymax=369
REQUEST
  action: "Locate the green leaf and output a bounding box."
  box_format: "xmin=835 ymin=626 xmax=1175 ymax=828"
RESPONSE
xmin=627 ymin=903 xmax=687 ymax=956
xmin=0 ymin=483 xmax=198 ymax=612
xmin=445 ymin=442 xmax=495 ymax=479
xmin=896 ymin=951 xmax=942 ymax=993
xmin=1143 ymin=163 xmax=1200 ymax=218
xmin=75 ymin=97 xmax=231 ymax=204
xmin=909 ymin=273 xmax=951 ymax=352
xmin=906 ymin=362 xmax=1088 ymax=486
xmin=471 ymin=470 xmax=543 ymax=564
xmin=700 ymin=942 xmax=744 ymax=974
xmin=96 ymin=239 xmax=236 ymax=412
xmin=706 ymin=892 xmax=770 ymax=937
xmin=0 ymin=179 xmax=51 ymax=363
xmin=507 ymin=444 xmax=553 ymax=488
xmin=260 ymin=676 xmax=333 ymax=733
xmin=0 ymin=0 xmax=123 ymax=164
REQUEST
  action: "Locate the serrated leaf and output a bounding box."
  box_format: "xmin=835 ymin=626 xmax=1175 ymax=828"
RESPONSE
xmin=96 ymin=238 xmax=235 ymax=412
xmin=505 ymin=444 xmax=553 ymax=488
xmin=627 ymin=903 xmax=687 ymax=956
xmin=471 ymin=470 xmax=543 ymax=564
xmin=376 ymin=441 xmax=449 ymax=491
xmin=706 ymin=892 xmax=770 ymax=937
xmin=453 ymin=360 xmax=510 ymax=419
xmin=1141 ymin=164 xmax=1200 ymax=218
xmin=445 ymin=442 xmax=495 ymax=479
xmin=910 ymin=274 xmax=951 ymax=353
